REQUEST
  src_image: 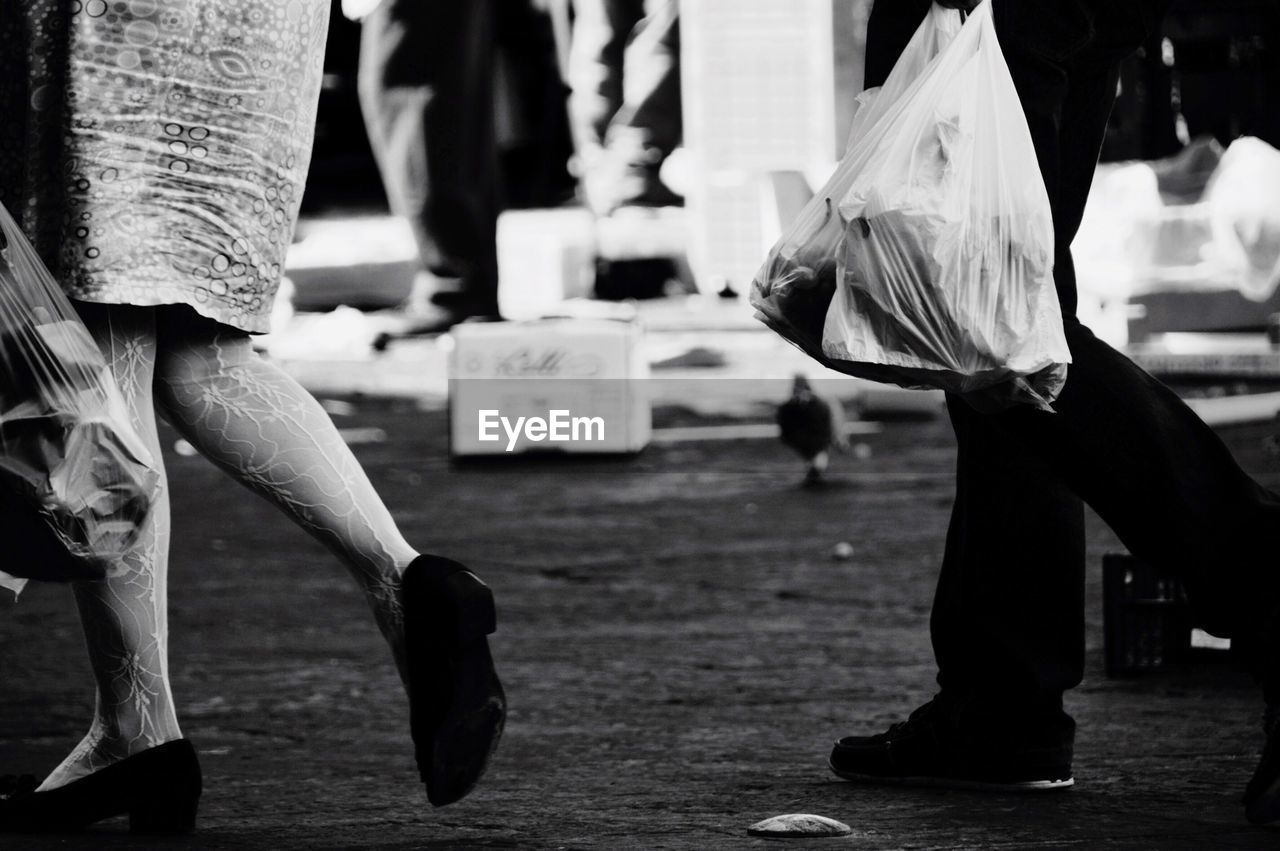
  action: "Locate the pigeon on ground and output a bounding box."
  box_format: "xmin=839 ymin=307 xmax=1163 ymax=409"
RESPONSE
xmin=777 ymin=374 xmax=850 ymax=485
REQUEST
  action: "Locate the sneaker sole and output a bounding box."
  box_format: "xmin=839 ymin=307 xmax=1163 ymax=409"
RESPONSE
xmin=829 ymin=761 xmax=1074 ymax=793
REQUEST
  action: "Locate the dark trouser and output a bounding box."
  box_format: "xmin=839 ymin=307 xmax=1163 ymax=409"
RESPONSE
xmin=567 ymin=0 xmax=681 ymax=160
xmin=359 ymin=0 xmax=500 ymax=313
xmin=866 ymin=0 xmax=1280 ymax=725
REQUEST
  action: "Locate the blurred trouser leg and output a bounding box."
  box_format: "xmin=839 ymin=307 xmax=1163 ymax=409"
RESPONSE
xmin=358 ymin=0 xmax=499 ymax=316
xmin=567 ymin=0 xmax=653 ymax=213
xmin=566 ymin=0 xmax=645 ymax=162
xmin=596 ymin=0 xmax=682 ymax=209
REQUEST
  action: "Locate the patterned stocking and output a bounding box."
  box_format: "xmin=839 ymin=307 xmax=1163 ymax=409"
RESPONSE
xmin=40 ymin=304 xmax=182 ymax=791
xmin=153 ymin=310 xmax=418 ymax=676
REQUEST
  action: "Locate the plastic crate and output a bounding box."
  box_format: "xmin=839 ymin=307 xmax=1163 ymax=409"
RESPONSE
xmin=1102 ymin=553 xmax=1193 ymax=677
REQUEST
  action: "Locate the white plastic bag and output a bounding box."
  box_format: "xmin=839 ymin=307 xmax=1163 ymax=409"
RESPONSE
xmin=752 ymin=2 xmax=1069 ymax=410
xmin=1205 ymin=136 xmax=1280 ymax=302
xmin=0 ymin=201 xmax=160 ymax=595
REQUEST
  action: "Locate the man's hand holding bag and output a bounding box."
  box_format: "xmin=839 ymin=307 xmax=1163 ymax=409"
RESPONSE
xmin=750 ymin=0 xmax=1069 ymax=411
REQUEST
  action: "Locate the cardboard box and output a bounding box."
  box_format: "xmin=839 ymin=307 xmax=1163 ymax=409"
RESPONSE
xmin=447 ymin=319 xmax=650 ymax=456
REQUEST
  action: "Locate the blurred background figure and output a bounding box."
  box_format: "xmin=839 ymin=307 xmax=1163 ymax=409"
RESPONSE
xmin=350 ymin=0 xmax=501 ymax=333
xmin=345 ymin=0 xmax=576 ymax=336
xmin=567 ymin=0 xmax=683 ymax=216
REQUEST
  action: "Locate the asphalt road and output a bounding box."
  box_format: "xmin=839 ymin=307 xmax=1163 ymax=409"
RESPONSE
xmin=2 ymin=401 xmax=1280 ymax=849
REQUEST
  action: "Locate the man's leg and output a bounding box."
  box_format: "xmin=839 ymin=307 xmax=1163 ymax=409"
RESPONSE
xmin=931 ymin=402 xmax=1085 ymax=725
xmin=359 ymin=0 xmax=500 ymax=322
xmin=987 ymin=0 xmax=1280 ymax=676
xmin=832 ymin=0 xmax=1127 ymax=789
xmin=837 ymin=0 xmax=1280 ymax=814
xmin=859 ymin=0 xmax=1096 ymax=732
xmin=930 ymin=1 xmax=1126 ymax=727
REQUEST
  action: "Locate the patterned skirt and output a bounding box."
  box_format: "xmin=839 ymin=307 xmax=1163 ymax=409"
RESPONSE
xmin=0 ymin=0 xmax=331 ymax=333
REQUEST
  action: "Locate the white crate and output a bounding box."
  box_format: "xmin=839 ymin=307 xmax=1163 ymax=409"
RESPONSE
xmin=447 ymin=319 xmax=650 ymax=456
xmin=496 ymin=208 xmax=597 ymax=321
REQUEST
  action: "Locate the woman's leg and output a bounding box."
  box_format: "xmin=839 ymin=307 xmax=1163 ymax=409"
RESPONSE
xmin=41 ymin=304 xmax=181 ymax=790
xmin=152 ymin=308 xmax=418 ymax=675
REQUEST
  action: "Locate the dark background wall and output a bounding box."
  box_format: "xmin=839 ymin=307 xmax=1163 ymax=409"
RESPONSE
xmin=1103 ymin=0 xmax=1280 ymax=162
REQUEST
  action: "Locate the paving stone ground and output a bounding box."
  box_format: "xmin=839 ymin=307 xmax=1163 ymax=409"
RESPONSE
xmin=2 ymin=401 xmax=1280 ymax=849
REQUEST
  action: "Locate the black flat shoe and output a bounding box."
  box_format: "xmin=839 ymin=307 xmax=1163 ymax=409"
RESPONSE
xmin=403 ymin=555 xmax=506 ymax=807
xmin=0 ymin=739 xmax=201 ymax=835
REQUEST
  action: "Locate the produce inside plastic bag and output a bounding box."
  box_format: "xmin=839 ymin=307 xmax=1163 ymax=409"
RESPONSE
xmin=0 ymin=202 xmax=160 ymax=594
xmin=751 ymin=2 xmax=1069 ymax=410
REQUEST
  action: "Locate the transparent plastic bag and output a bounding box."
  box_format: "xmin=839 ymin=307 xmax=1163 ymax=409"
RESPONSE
xmin=0 ymin=202 xmax=160 ymax=594
xmin=1205 ymin=137 xmax=1280 ymax=302
xmin=751 ymin=2 xmax=1069 ymax=411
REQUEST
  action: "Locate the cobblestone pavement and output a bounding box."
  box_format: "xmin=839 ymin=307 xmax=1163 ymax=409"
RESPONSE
xmin=2 ymin=402 xmax=1279 ymax=849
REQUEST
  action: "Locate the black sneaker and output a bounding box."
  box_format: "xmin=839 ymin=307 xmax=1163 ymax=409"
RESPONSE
xmin=1244 ymin=706 xmax=1280 ymax=824
xmin=829 ymin=697 xmax=1074 ymax=792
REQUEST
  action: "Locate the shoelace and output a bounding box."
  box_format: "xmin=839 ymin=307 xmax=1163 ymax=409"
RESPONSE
xmin=877 ymin=698 xmax=946 ymax=741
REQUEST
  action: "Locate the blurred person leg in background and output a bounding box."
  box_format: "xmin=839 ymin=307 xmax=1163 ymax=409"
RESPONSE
xmin=495 ymin=0 xmax=579 ymax=211
xmin=356 ymin=0 xmax=502 ymax=333
xmin=567 ymin=0 xmax=682 ymax=216
xmin=829 ymin=0 xmax=1280 ymax=823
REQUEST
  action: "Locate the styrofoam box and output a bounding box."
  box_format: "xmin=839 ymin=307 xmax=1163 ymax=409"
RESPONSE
xmin=497 ymin=208 xmax=596 ymax=321
xmin=447 ymin=319 xmax=651 ymax=456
